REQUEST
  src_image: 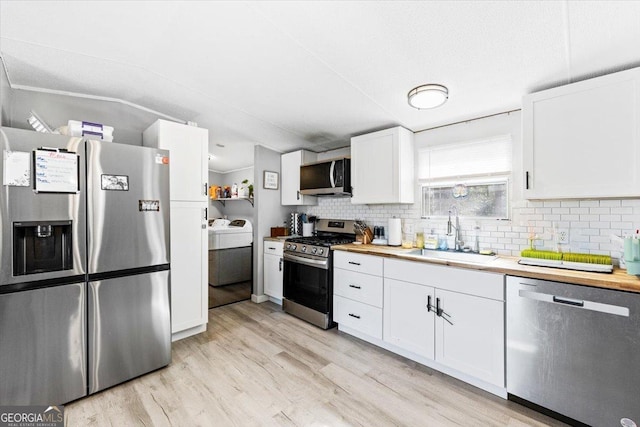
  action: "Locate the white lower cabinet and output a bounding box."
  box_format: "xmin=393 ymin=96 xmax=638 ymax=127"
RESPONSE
xmin=333 ymin=250 xmax=506 ymax=395
xmin=334 ymin=295 xmax=383 ymax=339
xmin=434 ymin=288 xmax=504 ymax=387
xmin=383 ymin=278 xmax=435 ymax=359
xmin=333 ymin=252 xmax=383 ymax=339
xmin=263 ymin=240 xmax=283 ymax=302
xmin=383 ymin=258 xmax=505 ymax=388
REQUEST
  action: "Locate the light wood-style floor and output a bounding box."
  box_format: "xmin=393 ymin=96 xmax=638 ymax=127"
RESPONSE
xmin=208 ymin=281 xmax=252 ymax=309
xmin=66 ymin=301 xmax=566 ymax=426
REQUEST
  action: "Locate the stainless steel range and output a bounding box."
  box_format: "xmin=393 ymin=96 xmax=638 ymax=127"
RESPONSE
xmin=283 ymin=219 xmax=356 ymax=329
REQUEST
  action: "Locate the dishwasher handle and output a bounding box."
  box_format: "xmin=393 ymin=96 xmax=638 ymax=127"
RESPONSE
xmin=553 ymin=296 xmax=584 ymax=307
xmin=517 ymin=288 xmax=630 ymax=317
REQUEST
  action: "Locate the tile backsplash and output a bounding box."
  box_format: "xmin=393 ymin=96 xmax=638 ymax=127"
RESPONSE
xmin=304 ymin=197 xmax=640 ymax=263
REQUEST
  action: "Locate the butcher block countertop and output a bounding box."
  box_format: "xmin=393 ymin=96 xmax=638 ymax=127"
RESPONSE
xmin=332 ymin=243 xmax=640 ymax=294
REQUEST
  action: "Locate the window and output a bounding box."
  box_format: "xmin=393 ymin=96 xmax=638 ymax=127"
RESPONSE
xmin=422 ymin=179 xmax=509 ymax=219
xmin=419 ymin=135 xmax=512 ymax=219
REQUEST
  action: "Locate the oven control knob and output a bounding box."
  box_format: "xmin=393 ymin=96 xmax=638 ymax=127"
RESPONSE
xmin=291 ymin=244 xmax=297 ymax=250
xmin=311 ymin=247 xmax=317 ymax=254
xmin=301 ymin=246 xmax=307 ymax=252
xmin=318 ymin=248 xmax=324 ymax=255
xmin=286 ymin=244 xmax=291 ymax=250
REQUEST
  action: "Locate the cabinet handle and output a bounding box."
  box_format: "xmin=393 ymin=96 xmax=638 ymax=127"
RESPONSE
xmin=427 ymin=295 xmax=433 ymax=312
xmin=525 ymin=171 xmax=530 ymax=190
xmin=279 ymin=258 xmax=283 ymax=272
xmin=348 ymin=261 xmax=361 ymax=266
xmin=204 ymin=208 xmax=208 ymax=220
xmin=204 ymin=183 xmax=208 ymax=196
xmin=297 ymin=190 xmax=300 ymax=200
xmin=268 ymin=247 xmax=276 ymax=250
xmin=348 ymin=313 xmax=361 ymax=319
xmin=349 ymin=284 xmax=361 ymax=289
xmin=436 ymin=298 xmax=454 ymax=325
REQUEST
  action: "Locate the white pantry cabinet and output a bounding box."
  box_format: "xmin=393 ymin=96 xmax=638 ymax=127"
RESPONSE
xmin=281 ymin=150 xmax=317 ymax=206
xmin=263 ymin=239 xmax=283 ymax=302
xmin=169 ymin=202 xmax=208 ymax=336
xmin=143 ymin=119 xmax=209 ymax=202
xmin=523 ymin=66 xmax=640 ymax=199
xmin=143 ymin=119 xmax=209 ymax=340
xmin=350 ymin=126 xmax=414 ymax=204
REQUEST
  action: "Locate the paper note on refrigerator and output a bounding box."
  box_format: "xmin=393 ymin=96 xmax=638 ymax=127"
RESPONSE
xmin=3 ymin=150 xmax=31 ymax=186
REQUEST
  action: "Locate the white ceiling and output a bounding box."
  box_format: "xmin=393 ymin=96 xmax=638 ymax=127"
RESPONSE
xmin=1 ymin=1 xmax=640 ymax=172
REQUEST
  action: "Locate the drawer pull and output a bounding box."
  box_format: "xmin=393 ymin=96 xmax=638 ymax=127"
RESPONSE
xmin=268 ymin=247 xmax=276 ymax=250
xmin=348 ymin=261 xmax=361 ymax=266
xmin=348 ymin=313 xmax=361 ymax=319
xmin=349 ymin=284 xmax=362 ymax=289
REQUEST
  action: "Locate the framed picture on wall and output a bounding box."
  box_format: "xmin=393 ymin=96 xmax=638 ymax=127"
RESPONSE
xmin=263 ymin=170 xmax=279 ymax=190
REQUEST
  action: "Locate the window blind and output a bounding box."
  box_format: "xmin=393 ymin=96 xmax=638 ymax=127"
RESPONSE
xmin=418 ymin=135 xmax=512 ymax=181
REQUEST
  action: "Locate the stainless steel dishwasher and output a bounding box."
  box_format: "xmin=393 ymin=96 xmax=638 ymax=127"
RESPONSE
xmin=507 ymin=276 xmax=640 ymax=427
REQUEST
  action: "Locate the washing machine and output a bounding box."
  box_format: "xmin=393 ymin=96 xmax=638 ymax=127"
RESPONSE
xmin=208 ymin=219 xmax=253 ymax=287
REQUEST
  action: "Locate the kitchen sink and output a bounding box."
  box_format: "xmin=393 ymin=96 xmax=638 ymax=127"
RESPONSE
xmin=407 ymin=249 xmax=498 ymax=264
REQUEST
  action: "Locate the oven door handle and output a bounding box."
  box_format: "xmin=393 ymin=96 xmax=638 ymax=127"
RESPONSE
xmin=284 ymin=252 xmax=329 ymax=270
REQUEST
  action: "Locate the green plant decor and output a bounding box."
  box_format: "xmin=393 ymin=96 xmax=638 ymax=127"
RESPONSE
xmin=241 ymin=179 xmax=253 ymax=198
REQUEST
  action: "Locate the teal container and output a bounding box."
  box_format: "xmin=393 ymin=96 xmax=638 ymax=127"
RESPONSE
xmin=626 ymin=260 xmax=640 ymax=275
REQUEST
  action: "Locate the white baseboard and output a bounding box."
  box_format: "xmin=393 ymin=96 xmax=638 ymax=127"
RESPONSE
xmin=338 ymin=325 xmax=507 ymax=399
xmin=172 ymin=323 xmax=207 ymax=342
xmin=251 ymin=294 xmax=270 ymax=303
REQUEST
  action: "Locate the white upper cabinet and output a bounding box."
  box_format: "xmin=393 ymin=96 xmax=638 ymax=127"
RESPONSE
xmin=350 ymin=126 xmax=414 ymax=204
xmin=281 ymin=150 xmax=317 ymax=206
xmin=523 ymin=67 xmax=640 ymax=199
xmin=143 ymin=119 xmax=209 ymax=202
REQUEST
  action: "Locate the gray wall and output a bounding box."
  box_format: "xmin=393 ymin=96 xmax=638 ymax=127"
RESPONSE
xmin=2 ymin=88 xmax=163 ymax=145
xmin=0 ymin=59 xmax=12 ymax=126
xmin=252 ymin=145 xmax=290 ymax=298
xmin=208 ymin=171 xmax=224 ymax=219
xmin=208 ymin=168 xmax=255 ymax=221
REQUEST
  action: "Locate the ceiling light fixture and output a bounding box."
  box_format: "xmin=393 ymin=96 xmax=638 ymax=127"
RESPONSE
xmin=407 ymin=84 xmax=449 ymax=109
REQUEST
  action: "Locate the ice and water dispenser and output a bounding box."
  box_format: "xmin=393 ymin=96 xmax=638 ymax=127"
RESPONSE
xmin=13 ymin=220 xmax=73 ymax=276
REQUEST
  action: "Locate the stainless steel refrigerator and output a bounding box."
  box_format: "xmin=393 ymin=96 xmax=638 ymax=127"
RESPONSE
xmin=0 ymin=127 xmax=171 ymax=405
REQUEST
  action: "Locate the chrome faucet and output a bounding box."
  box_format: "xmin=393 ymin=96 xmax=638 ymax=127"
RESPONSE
xmin=447 ymin=206 xmax=464 ymax=251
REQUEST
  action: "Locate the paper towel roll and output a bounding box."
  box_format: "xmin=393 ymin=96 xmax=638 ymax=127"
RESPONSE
xmin=388 ymin=218 xmax=402 ymax=246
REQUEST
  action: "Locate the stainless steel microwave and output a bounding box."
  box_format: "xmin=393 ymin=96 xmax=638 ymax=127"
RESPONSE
xmin=300 ymin=158 xmax=351 ymax=196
